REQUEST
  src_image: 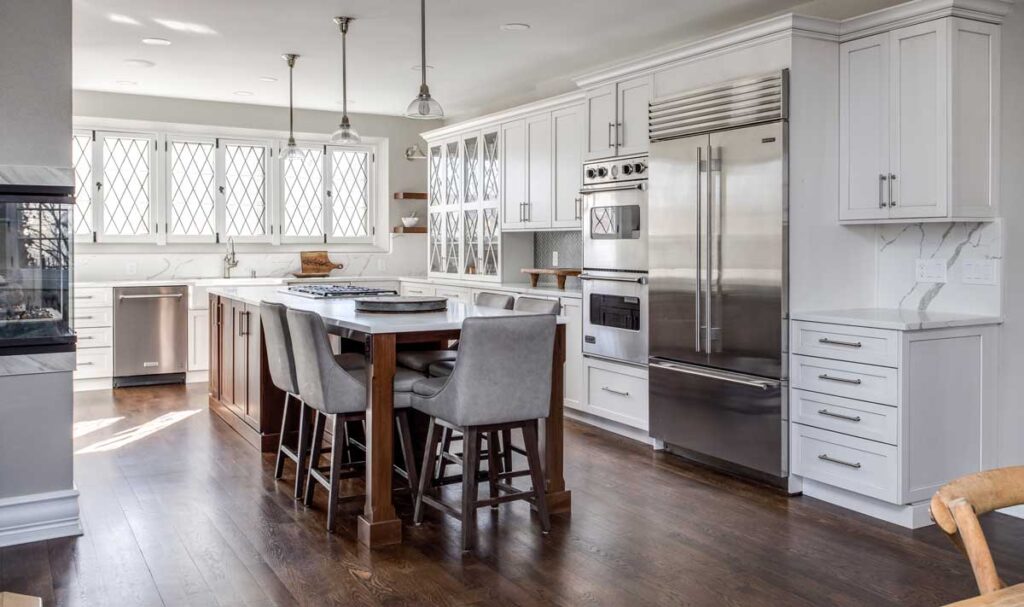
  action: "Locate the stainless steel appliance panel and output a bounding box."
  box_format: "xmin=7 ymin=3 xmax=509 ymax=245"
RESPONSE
xmin=581 ymin=270 xmax=648 ymax=366
xmin=706 ymin=122 xmax=785 ymax=378
xmin=649 ymin=358 xmax=785 ymax=478
xmin=581 ymin=156 xmax=648 ymax=274
xmin=648 ymin=133 xmax=709 ymax=367
xmin=113 ymin=285 xmax=188 ymax=379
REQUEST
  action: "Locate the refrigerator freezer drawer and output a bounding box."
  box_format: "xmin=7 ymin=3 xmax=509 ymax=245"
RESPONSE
xmin=649 ymin=359 xmax=785 ymax=478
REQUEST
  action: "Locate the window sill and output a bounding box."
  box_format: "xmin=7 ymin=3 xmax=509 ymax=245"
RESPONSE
xmin=74 ymin=240 xmax=394 ymax=255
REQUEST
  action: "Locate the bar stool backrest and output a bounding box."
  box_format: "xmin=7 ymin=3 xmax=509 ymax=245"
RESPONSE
xmin=260 ymin=301 xmax=299 ymax=395
xmin=475 ymin=291 xmax=515 ymax=310
xmin=285 ymin=308 xmax=366 ymax=415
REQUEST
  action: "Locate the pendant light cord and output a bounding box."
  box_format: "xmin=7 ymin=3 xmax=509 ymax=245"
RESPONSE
xmin=289 ymin=58 xmax=294 ymax=136
xmin=420 ymin=0 xmax=427 ymax=89
xmin=342 ymin=20 xmax=349 ymax=119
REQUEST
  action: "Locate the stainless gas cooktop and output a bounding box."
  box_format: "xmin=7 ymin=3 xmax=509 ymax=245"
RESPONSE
xmin=282 ymin=284 xmax=398 ymax=299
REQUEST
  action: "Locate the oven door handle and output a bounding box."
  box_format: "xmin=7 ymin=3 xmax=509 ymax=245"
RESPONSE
xmin=579 ymin=183 xmax=646 ymax=195
xmin=579 ymin=273 xmax=648 ymax=285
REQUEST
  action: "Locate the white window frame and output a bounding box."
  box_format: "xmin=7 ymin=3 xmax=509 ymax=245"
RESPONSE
xmin=218 ymin=137 xmax=275 ymax=244
xmin=83 ymin=130 xmax=161 ymax=244
xmin=278 ymin=141 xmax=328 ymax=245
xmin=71 ymin=129 xmax=97 ymax=242
xmin=71 ymin=117 xmax=390 ymax=252
xmin=325 ymin=143 xmax=377 ymax=245
xmin=164 ymin=135 xmax=219 ymax=244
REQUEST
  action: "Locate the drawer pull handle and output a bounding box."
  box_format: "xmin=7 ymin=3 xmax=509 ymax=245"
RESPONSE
xmin=818 ymin=337 xmax=862 ymax=348
xmin=818 ymin=408 xmax=861 ymax=422
xmin=79 ymin=336 xmax=94 ymax=340
xmin=78 ymin=362 xmax=95 ymax=367
xmin=601 ymin=386 xmax=630 ymax=398
xmin=818 ymin=374 xmax=862 ymax=385
xmin=818 ymin=453 xmax=862 ymax=469
xmin=76 ymin=315 xmax=95 ymax=320
xmin=75 ymin=295 xmax=95 ymax=300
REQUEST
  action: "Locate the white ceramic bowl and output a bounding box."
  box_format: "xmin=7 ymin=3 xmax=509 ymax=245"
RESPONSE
xmin=401 ymin=216 xmax=420 ymax=228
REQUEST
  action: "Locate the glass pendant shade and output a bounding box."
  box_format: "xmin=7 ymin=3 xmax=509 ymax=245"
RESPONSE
xmin=330 ymin=117 xmax=360 ymax=144
xmin=282 ymin=137 xmax=303 ymax=160
xmin=406 ymin=0 xmax=443 ymax=119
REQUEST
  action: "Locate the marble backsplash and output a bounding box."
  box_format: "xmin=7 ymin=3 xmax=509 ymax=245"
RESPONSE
xmin=875 ymin=220 xmax=1001 ymax=316
xmin=74 ymin=234 xmax=428 ymax=282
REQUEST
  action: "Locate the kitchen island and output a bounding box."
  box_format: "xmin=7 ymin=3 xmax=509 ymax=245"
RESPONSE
xmin=206 ymin=285 xmax=571 ymax=547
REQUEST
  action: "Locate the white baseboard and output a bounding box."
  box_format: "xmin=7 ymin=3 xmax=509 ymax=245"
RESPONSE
xmin=800 ymin=478 xmax=933 ymax=529
xmin=73 ymin=377 xmax=112 ymax=392
xmin=186 ymin=370 xmax=208 ymax=384
xmin=0 ymin=489 xmax=82 ymax=548
xmin=565 ymin=408 xmax=655 ymax=446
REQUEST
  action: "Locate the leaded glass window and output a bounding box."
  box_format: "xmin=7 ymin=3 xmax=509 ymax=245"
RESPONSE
xmin=224 ymin=143 xmax=268 ymax=237
xmin=283 ymin=147 xmax=324 ymax=237
xmin=329 ymin=149 xmax=370 ymax=238
xmin=169 ymin=140 xmax=216 ymax=237
xmin=101 ymin=134 xmax=152 ymax=236
xmin=71 ymin=133 xmax=93 ymax=236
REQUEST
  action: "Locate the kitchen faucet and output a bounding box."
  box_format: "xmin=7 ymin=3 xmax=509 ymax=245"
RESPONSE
xmin=223 ymin=237 xmax=239 ymax=278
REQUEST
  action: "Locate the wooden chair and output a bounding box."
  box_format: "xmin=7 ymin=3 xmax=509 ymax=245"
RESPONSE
xmin=930 ymin=466 xmax=1024 ymax=596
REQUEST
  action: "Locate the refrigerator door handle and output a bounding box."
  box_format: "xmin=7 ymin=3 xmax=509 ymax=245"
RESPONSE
xmin=706 ymin=146 xmax=719 ymax=354
xmin=649 ymin=358 xmax=780 ymax=391
xmin=695 ymin=145 xmax=703 ymax=353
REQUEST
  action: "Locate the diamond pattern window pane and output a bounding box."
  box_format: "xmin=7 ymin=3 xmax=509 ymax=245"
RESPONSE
xmin=330 ymin=149 xmax=369 ymax=238
xmin=224 ymin=144 xmax=268 ymax=237
xmin=429 ymin=145 xmax=442 ymax=207
xmin=483 ymin=131 xmax=499 ymax=201
xmin=463 ymin=210 xmax=479 ymax=274
xmin=445 ymin=142 xmax=459 ymax=206
xmin=429 ymin=212 xmax=443 ymax=272
xmin=102 ymin=135 xmax=152 ymax=236
xmin=445 ymin=210 xmax=459 ymax=273
xmin=72 ymin=134 xmax=93 ymax=236
xmin=482 ymin=208 xmax=499 ymax=276
xmin=463 ymin=136 xmax=479 ymax=204
xmin=169 ymin=141 xmax=216 ymax=236
xmin=284 ymin=148 xmax=324 ymax=236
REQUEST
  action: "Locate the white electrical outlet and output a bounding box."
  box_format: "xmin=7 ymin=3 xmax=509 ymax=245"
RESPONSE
xmin=552 ymin=251 xmax=559 ymax=266
xmin=915 ymin=258 xmax=947 ymax=283
xmin=962 ymin=259 xmax=998 ymax=285
xmin=125 ymin=261 xmax=138 ymax=276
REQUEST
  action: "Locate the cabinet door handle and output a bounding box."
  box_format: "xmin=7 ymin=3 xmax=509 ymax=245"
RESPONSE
xmin=818 ymin=373 xmax=862 ymax=385
xmin=608 ymin=122 xmax=615 ymax=149
xmin=888 ymin=173 xmax=897 ymax=207
xmin=818 ymin=337 xmax=862 ymax=348
xmin=817 ymin=409 xmax=862 ymax=422
xmin=526 ymin=202 xmax=531 ymax=222
xmin=818 ymin=453 xmax=862 ymax=469
xmin=601 ymin=386 xmax=630 ymax=397
xmin=878 ymin=174 xmax=887 ymax=209
xmin=574 ymin=196 xmax=582 ymax=221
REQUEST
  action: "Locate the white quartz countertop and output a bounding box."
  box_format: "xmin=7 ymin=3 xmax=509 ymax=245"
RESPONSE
xmin=398 ymin=276 xmax=582 ymax=299
xmin=791 ymin=308 xmax=1003 ymax=331
xmin=209 ymin=285 xmax=566 ymax=334
xmin=74 ymin=275 xmax=408 ymax=289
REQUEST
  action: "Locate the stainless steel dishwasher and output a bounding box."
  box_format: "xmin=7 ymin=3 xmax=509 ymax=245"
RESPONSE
xmin=113 ymin=285 xmax=188 ymax=387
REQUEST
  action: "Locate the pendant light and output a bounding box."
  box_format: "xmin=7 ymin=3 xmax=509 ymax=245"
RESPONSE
xmin=405 ymin=0 xmax=443 ymax=119
xmin=281 ymin=53 xmax=302 ymax=160
xmin=330 ymin=17 xmax=360 ymax=144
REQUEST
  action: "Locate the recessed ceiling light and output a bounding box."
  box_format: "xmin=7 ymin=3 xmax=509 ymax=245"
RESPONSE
xmin=500 ymin=23 xmax=531 ymax=31
xmin=123 ymin=59 xmax=156 ymax=68
xmin=116 ymin=80 xmax=138 ymax=86
xmin=153 ymin=18 xmax=217 ymax=35
xmin=142 ymin=37 xmax=171 ymax=46
xmin=233 ymin=91 xmax=254 ymax=97
xmin=109 ymin=14 xmax=140 ymax=26
xmin=410 ymin=65 xmax=434 ymax=71
xmin=259 ymin=76 xmax=278 ymax=82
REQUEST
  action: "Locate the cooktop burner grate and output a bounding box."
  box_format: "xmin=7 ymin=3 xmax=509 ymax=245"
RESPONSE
xmin=283 ymin=284 xmax=398 ymax=299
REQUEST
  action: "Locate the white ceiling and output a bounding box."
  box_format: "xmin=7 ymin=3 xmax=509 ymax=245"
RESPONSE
xmin=72 ymin=0 xmax=905 ymax=119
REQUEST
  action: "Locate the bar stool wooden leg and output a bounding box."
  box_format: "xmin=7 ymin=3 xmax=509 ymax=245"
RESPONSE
xmin=414 ymin=418 xmax=441 ymax=525
xmin=304 ymin=411 xmax=326 ymax=507
xmin=501 ymin=428 xmax=513 ymax=472
xmin=274 ymin=393 xmax=293 ymax=480
xmin=487 ymin=430 xmax=500 ymax=509
xmin=461 ymin=427 xmax=481 ymax=551
xmin=293 ymin=401 xmax=312 ymax=499
xmin=522 ymin=420 xmax=551 ymax=533
xmin=326 ymin=414 xmax=345 ymax=532
xmin=396 ymin=410 xmax=419 ymax=494
xmin=436 ymin=426 xmax=453 ymax=482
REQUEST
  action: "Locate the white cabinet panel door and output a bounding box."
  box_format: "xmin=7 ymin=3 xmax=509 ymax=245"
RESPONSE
xmin=839 ymin=33 xmax=891 ymax=221
xmin=617 ymin=75 xmax=651 ymax=157
xmin=561 ymin=298 xmax=583 ymax=410
xmin=501 ymin=120 xmax=527 ymax=229
xmin=584 ymin=84 xmax=617 ymax=161
xmin=189 ymin=309 xmax=210 ymax=371
xmin=552 ymin=105 xmax=584 ymax=228
xmin=525 ymin=114 xmax=553 ymax=229
xmin=889 ymin=21 xmax=948 ymax=219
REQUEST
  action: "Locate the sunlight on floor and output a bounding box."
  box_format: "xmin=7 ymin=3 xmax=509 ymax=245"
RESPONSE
xmin=72 ymin=416 xmax=124 ymax=439
xmin=75 ymin=410 xmax=201 ymax=454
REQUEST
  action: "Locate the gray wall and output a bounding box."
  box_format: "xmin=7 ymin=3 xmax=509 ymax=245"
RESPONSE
xmin=72 ymin=90 xmax=438 ymax=223
xmin=0 ymin=0 xmax=72 ymax=168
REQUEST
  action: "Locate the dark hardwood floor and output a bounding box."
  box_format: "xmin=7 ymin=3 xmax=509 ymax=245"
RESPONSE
xmin=2 ymin=384 xmax=1022 ymax=606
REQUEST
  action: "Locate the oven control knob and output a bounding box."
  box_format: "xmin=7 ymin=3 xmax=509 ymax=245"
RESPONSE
xmin=633 ymin=162 xmax=647 ymax=174
xmin=596 ymin=167 xmax=609 ymax=178
xmin=585 ymin=168 xmax=598 ymax=179
xmin=621 ymin=164 xmax=634 ymax=175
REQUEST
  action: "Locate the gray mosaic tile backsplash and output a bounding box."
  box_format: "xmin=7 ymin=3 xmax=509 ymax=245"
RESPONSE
xmin=533 ymin=230 xmax=583 ymax=288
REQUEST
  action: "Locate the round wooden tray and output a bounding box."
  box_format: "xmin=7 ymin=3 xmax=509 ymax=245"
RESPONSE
xmin=354 ymin=295 xmax=447 ymax=313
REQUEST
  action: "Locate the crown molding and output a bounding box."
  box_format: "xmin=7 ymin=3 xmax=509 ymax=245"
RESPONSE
xmin=839 ymin=0 xmax=1013 ymax=41
xmin=420 ymin=90 xmax=586 ymax=142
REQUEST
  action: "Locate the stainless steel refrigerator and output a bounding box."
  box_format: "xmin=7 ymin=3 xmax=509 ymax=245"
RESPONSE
xmin=647 ymin=72 xmax=791 ymax=488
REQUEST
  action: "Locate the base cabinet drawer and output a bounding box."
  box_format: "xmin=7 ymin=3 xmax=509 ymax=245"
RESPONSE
xmin=585 ymin=358 xmax=648 ymax=430
xmin=76 ymin=326 xmax=113 ymax=350
xmin=74 ymin=287 xmax=113 ymax=309
xmin=791 ymin=321 xmax=898 ymax=367
xmin=400 ymin=283 xmax=436 ymax=297
xmin=434 ymin=286 xmax=471 ymax=303
xmin=791 ymin=389 xmax=898 ymax=445
xmin=792 ymin=424 xmax=898 ymax=503
xmin=792 ymin=355 xmax=898 ymax=406
xmin=75 ymin=348 xmax=113 ymax=379
xmin=73 ymin=308 xmax=113 ymax=329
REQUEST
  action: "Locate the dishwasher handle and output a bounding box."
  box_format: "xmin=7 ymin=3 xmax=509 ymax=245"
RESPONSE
xmin=118 ymin=293 xmax=185 ymax=301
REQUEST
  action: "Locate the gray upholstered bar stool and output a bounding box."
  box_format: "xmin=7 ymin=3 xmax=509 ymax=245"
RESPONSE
xmin=262 ymin=302 xmax=366 ymax=500
xmin=411 ymin=314 xmax=555 ymax=552
xmin=286 ymin=308 xmax=424 ymax=532
xmin=396 ymin=291 xmax=513 ymax=375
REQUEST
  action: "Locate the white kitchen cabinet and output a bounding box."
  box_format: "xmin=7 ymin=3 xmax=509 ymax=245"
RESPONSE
xmin=189 ymin=309 xmax=209 ymax=372
xmin=434 ymin=285 xmax=471 ymax=303
xmin=584 ymin=76 xmax=651 ymax=161
xmin=524 ymin=114 xmax=553 ymax=229
xmin=583 ymin=356 xmax=649 ymax=431
xmin=552 ymin=105 xmax=584 ymax=228
xmin=501 ymin=120 xmax=528 ymax=230
xmin=839 ymin=17 xmax=999 ymax=223
xmin=560 ymin=298 xmax=583 ymax=410
xmin=400 ymin=282 xmax=436 ymax=297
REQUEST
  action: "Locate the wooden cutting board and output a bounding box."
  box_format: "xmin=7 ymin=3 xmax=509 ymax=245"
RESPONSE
xmin=300 ymin=251 xmax=343 ymax=275
xmin=520 ymin=268 xmax=583 ymax=289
